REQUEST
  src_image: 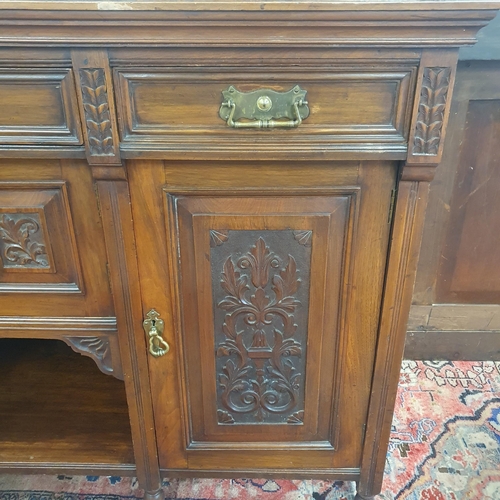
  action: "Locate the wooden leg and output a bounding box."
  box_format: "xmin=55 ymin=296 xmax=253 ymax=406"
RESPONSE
xmin=144 ymin=488 xmax=165 ymax=500
xmin=354 ymin=484 xmax=375 ymax=500
xmin=354 ymin=494 xmax=375 ymax=500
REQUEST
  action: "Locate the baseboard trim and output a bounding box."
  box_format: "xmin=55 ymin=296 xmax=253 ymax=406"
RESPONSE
xmin=160 ymin=468 xmax=360 ymax=480
xmin=0 ymin=462 xmax=136 ymax=476
xmin=405 ymin=330 xmax=500 ymax=360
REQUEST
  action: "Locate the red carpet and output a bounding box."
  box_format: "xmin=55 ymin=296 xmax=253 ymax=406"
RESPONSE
xmin=1 ymin=361 xmax=499 ymax=500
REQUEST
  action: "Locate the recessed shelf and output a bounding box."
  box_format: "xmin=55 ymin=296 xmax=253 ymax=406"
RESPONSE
xmin=0 ymin=338 xmax=134 ymax=470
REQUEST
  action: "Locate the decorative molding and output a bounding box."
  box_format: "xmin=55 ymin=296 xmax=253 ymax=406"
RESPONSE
xmin=0 ymin=316 xmax=117 ymax=333
xmin=80 ymin=68 xmax=115 ymax=156
xmin=293 ymin=230 xmax=313 ymax=247
xmin=210 ymin=229 xmax=229 ymax=247
xmin=412 ymin=67 xmax=451 ymax=156
xmin=63 ymin=335 xmax=116 ymax=377
xmin=0 ymin=213 xmax=49 ymax=269
xmin=0 ymin=11 xmax=495 ymax=49
xmin=0 ymin=282 xmax=81 ymax=293
xmin=215 ymin=236 xmax=307 ymax=424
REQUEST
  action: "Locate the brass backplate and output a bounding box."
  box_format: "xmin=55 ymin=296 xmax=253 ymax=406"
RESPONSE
xmin=219 ymin=85 xmax=309 ymax=124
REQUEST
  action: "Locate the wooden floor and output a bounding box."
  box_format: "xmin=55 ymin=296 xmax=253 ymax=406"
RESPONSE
xmin=0 ymin=338 xmax=135 ymax=467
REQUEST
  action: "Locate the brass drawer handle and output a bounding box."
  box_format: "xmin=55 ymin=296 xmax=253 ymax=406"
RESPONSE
xmin=219 ymin=85 xmax=309 ymax=129
xmin=143 ymin=309 xmax=169 ymax=357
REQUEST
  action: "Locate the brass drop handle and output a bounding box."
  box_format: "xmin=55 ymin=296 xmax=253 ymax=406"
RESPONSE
xmin=143 ymin=309 xmax=169 ymax=358
xmin=221 ymin=98 xmax=308 ymax=129
xmin=219 ymin=85 xmax=310 ymax=130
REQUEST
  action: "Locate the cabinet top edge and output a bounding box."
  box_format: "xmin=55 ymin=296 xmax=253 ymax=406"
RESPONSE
xmin=0 ymin=0 xmax=498 ymax=12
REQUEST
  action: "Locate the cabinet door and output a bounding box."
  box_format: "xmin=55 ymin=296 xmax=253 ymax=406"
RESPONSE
xmin=129 ymin=160 xmax=396 ymax=474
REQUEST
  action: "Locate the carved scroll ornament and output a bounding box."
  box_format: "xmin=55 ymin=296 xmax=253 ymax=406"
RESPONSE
xmin=215 ymin=235 xmax=310 ymax=424
xmin=63 ymin=335 xmax=120 ymax=379
xmin=0 ymin=214 xmax=49 ymax=269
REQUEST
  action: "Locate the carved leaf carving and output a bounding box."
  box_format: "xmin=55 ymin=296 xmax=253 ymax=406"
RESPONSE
xmin=80 ymin=68 xmax=115 ymax=156
xmin=0 ymin=214 xmax=49 ymax=268
xmin=412 ymin=67 xmax=452 ymax=156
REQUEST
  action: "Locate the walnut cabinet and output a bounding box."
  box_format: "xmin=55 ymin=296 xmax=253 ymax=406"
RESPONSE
xmin=0 ymin=3 xmax=498 ymax=500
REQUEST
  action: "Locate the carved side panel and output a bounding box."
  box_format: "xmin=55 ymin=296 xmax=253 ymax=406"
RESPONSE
xmin=80 ymin=68 xmax=115 ymax=157
xmin=437 ymin=99 xmax=500 ymax=303
xmin=412 ymin=67 xmax=452 ymax=156
xmin=0 ymin=213 xmax=50 ymax=270
xmin=211 ymin=231 xmax=311 ymax=424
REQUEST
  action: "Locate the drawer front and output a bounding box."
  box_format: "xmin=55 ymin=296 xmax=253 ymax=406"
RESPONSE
xmin=115 ymin=67 xmax=416 ymax=152
xmin=0 ymin=69 xmax=82 ymax=146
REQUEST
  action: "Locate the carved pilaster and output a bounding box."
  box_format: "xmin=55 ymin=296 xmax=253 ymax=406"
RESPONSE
xmin=406 ymin=50 xmax=458 ymax=167
xmin=79 ymin=68 xmax=115 ymax=157
xmin=72 ymin=50 xmax=121 ymax=167
xmin=412 ymin=67 xmax=452 ymax=156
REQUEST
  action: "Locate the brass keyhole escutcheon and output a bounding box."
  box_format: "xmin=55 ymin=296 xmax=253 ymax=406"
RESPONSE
xmin=257 ymin=95 xmax=273 ymax=111
xmin=143 ymin=309 xmax=169 ymax=358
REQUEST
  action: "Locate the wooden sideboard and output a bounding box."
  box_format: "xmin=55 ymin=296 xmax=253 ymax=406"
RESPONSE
xmin=0 ymin=2 xmax=498 ymax=499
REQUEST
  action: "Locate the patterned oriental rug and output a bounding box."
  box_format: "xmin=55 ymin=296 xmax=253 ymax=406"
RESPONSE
xmin=1 ymin=361 xmax=499 ymax=500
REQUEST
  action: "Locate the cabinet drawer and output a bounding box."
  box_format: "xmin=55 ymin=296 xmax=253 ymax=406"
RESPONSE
xmin=0 ymin=69 xmax=82 ymax=146
xmin=115 ymin=67 xmax=416 ymax=153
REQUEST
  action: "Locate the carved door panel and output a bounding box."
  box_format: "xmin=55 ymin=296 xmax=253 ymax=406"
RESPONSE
xmin=129 ymin=160 xmax=397 ymax=473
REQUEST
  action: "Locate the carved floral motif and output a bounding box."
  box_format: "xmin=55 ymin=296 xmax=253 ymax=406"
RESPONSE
xmin=80 ymin=68 xmax=115 ymax=156
xmin=412 ymin=67 xmax=452 ymax=156
xmin=0 ymin=214 xmax=49 ymax=268
xmin=216 ymin=236 xmax=305 ymax=423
